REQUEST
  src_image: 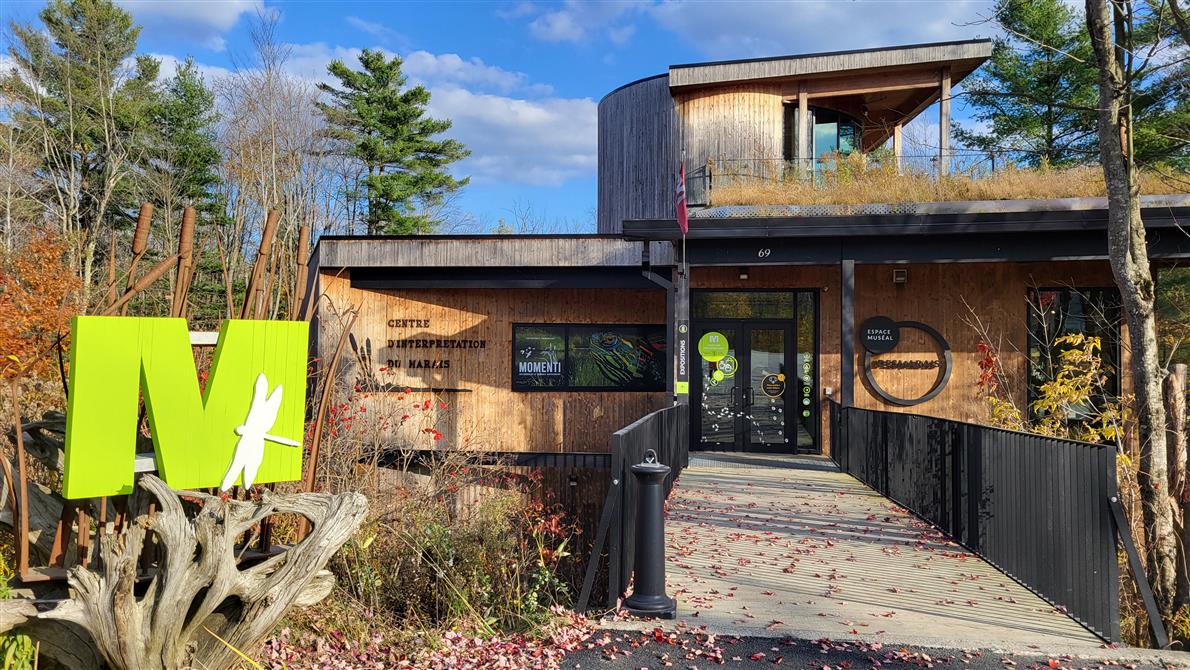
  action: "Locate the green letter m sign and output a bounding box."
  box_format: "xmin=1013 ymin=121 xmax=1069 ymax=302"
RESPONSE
xmin=63 ymin=317 xmax=309 ymax=499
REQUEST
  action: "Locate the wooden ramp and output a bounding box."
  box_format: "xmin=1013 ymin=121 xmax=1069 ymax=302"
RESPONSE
xmin=624 ymin=453 xmax=1106 ymax=652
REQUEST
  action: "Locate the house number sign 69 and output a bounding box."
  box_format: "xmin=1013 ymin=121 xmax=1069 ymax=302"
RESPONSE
xmin=757 ymin=248 xmax=771 ymax=258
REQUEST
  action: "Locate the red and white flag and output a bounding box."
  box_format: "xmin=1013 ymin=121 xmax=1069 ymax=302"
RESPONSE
xmin=676 ymin=162 xmax=688 ymax=236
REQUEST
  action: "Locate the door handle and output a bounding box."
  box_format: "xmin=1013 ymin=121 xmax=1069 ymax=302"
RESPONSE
xmin=744 ymin=387 xmax=754 ymax=406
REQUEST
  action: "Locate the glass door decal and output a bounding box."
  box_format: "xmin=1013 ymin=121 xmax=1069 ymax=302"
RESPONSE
xmin=697 ymin=328 xmax=738 ymax=448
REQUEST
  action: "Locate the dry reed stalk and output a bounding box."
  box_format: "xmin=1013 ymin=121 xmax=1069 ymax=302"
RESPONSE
xmin=171 ymin=207 xmax=196 ymax=319
xmin=121 ymin=203 xmax=154 ymax=315
xmin=290 ymin=223 xmax=310 ymax=321
xmin=240 ymin=209 xmax=281 ymax=320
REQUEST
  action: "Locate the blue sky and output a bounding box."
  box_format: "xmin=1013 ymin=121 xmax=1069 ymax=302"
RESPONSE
xmin=2 ymin=0 xmax=1002 ymax=231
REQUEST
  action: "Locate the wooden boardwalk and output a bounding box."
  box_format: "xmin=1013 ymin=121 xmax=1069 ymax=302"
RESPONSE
xmin=634 ymin=453 xmax=1106 ymax=652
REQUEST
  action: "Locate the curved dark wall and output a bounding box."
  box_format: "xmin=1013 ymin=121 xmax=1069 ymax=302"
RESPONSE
xmin=597 ymin=74 xmax=679 ymax=234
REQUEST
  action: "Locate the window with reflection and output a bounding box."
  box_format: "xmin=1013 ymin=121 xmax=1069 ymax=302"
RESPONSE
xmin=1026 ymin=288 xmax=1122 ymax=421
xmin=782 ymin=106 xmax=863 ymax=165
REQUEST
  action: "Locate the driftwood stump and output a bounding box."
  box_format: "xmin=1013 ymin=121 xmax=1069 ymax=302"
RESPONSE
xmin=37 ymin=475 xmax=367 ymax=670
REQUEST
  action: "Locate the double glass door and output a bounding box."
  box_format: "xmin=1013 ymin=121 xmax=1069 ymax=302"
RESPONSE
xmin=694 ymin=322 xmax=796 ymax=453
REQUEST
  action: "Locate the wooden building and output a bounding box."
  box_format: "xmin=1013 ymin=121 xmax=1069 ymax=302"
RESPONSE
xmin=310 ymin=40 xmax=1190 ymax=458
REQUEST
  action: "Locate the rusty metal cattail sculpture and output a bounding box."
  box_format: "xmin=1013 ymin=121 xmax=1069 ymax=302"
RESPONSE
xmin=171 ymin=207 xmax=196 ymax=318
xmin=291 ymin=223 xmax=311 ymax=321
xmin=120 ymin=203 xmax=155 ymax=315
xmin=241 ymin=209 xmax=281 ymax=320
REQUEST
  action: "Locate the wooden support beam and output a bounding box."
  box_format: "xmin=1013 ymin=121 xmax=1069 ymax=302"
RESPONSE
xmin=893 ymin=122 xmax=903 ymax=174
xmin=797 ymin=82 xmax=810 ymax=176
xmin=939 ymin=66 xmax=951 ymax=176
xmin=793 ymin=68 xmax=941 ymax=99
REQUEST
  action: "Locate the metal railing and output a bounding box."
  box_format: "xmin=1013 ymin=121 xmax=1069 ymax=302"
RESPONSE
xmin=577 ymin=403 xmax=690 ymax=612
xmin=828 ymin=402 xmax=1134 ymax=642
xmin=697 ymin=151 xmax=1015 ymax=202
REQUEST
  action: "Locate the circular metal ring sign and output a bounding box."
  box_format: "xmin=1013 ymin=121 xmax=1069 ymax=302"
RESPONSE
xmin=860 ymin=317 xmax=952 ymax=407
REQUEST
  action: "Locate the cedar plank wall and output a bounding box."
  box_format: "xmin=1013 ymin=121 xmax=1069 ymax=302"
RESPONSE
xmin=852 ymin=261 xmax=1130 ymax=423
xmin=320 ymin=273 xmax=667 ymax=453
xmin=596 ymin=75 xmax=678 ymax=234
xmin=691 ymin=261 xmax=1126 ymax=454
xmin=674 ymin=83 xmax=785 ymax=185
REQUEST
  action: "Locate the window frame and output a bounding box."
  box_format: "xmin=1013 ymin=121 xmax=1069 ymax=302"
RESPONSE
xmin=510 ymin=323 xmax=668 ymax=393
xmin=1025 ymin=286 xmax=1123 ymax=413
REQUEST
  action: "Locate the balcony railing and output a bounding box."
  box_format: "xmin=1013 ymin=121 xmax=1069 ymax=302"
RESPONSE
xmin=688 ymin=151 xmax=1018 ymax=207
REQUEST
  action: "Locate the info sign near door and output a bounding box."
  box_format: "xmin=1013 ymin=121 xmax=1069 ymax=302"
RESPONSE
xmin=859 ymin=316 xmax=952 ymax=406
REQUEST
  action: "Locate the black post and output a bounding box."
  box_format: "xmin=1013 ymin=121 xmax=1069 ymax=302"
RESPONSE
xmin=623 ymin=449 xmax=677 ymax=618
xmin=840 ymin=259 xmax=855 ymax=408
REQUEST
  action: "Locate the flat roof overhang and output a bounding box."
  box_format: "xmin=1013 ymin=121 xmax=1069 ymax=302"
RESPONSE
xmin=347 ymin=266 xmax=667 ymax=290
xmin=622 ymin=200 xmax=1190 ymax=265
xmin=668 ymin=39 xmax=993 ymax=90
xmin=311 ymin=235 xmax=674 ymax=290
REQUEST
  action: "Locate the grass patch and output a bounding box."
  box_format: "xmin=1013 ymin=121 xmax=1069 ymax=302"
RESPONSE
xmin=707 ymin=155 xmax=1189 ymax=207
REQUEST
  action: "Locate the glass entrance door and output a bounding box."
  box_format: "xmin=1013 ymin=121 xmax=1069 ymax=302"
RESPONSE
xmin=747 ymin=328 xmax=790 ymax=450
xmin=694 ymin=323 xmax=795 ymax=453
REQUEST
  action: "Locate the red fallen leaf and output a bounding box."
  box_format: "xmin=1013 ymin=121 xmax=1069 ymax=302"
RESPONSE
xmin=1047 ymin=660 xmax=1061 ymax=668
xmin=750 ymin=652 xmax=766 ymax=660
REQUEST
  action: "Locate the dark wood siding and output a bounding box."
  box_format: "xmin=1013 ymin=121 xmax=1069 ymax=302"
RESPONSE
xmin=597 ymin=75 xmax=679 ymax=233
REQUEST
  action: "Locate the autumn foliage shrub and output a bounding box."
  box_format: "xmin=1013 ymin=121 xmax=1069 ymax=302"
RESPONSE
xmin=0 ymin=231 xmax=81 ymax=412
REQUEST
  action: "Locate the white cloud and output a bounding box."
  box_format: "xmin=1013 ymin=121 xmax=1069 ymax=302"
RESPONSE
xmin=344 ymin=16 xmax=409 ymax=48
xmin=277 ymin=43 xmax=553 ymax=96
xmin=649 ymin=1 xmax=995 ymax=60
xmin=181 ymin=42 xmax=593 ymax=187
xmin=530 ymin=10 xmax=584 ymax=42
xmin=525 ymin=0 xmax=639 ymax=44
xmin=150 ymin=53 xmax=234 ymax=84
xmin=404 ymin=51 xmax=553 ymax=96
xmin=119 ymin=0 xmax=261 ymax=52
xmin=427 ymin=86 xmax=596 ymax=186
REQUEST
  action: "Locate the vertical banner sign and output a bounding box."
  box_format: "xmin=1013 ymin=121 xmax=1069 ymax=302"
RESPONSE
xmin=675 ymin=319 xmax=689 ymax=397
xmin=63 ymin=316 xmax=309 ymax=499
xmin=673 ymin=246 xmax=691 ymax=401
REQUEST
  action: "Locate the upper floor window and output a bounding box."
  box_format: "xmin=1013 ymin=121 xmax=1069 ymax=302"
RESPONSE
xmin=782 ymin=106 xmax=862 ymax=164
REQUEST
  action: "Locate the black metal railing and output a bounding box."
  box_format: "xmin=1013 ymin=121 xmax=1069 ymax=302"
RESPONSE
xmin=577 ymin=403 xmax=690 ymax=612
xmin=697 ymin=150 xmax=1017 ymax=204
xmin=829 ymin=402 xmax=1122 ymax=642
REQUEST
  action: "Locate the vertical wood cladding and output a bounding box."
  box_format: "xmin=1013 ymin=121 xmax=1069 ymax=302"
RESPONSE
xmin=597 ymin=75 xmax=678 ymax=234
xmin=321 ymin=274 xmax=667 ymax=453
xmin=688 ymin=260 xmax=1124 ymax=454
xmin=675 ymin=82 xmax=786 ymax=185
xmin=320 ymin=260 xmax=1124 ymax=457
xmin=850 ymin=261 xmax=1127 ymax=422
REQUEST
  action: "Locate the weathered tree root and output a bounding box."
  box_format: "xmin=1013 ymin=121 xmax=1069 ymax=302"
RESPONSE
xmin=38 ymin=475 xmax=368 ymax=670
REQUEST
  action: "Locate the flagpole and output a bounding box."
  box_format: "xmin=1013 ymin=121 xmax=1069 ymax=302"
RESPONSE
xmin=674 ymin=156 xmax=690 ymax=407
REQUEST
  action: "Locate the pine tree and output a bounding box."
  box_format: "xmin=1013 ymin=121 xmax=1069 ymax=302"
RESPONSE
xmin=954 ymin=0 xmax=1099 ymax=166
xmin=150 ymin=58 xmax=221 ymax=218
xmin=317 ymin=49 xmax=469 ymax=235
xmin=4 ymin=0 xmax=160 ymax=297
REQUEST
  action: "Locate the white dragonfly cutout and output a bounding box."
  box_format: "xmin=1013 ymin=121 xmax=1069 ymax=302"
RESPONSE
xmin=220 ymin=372 xmax=302 ymax=491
